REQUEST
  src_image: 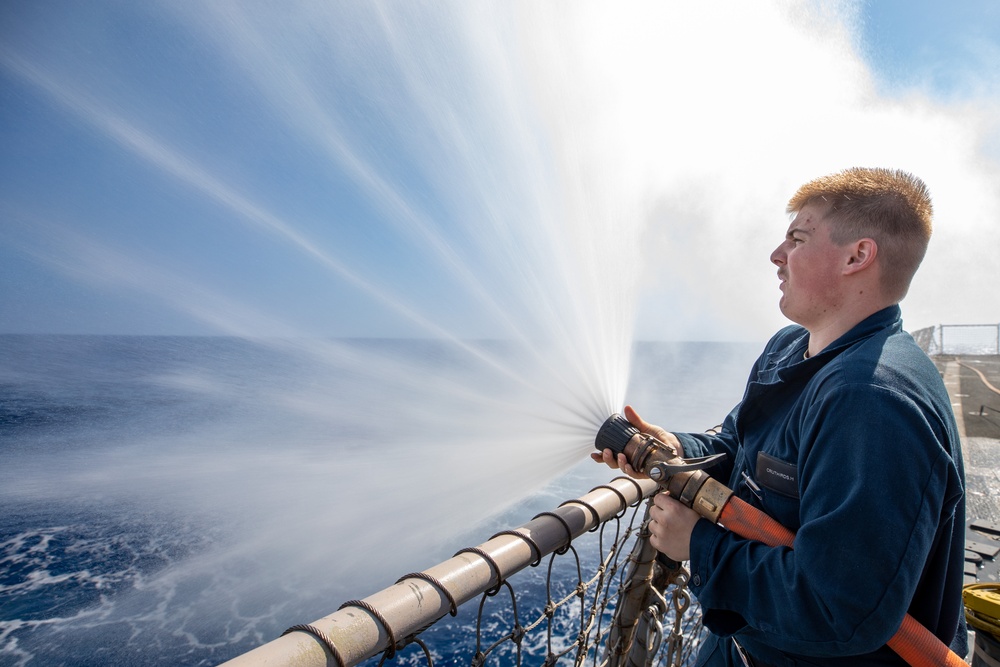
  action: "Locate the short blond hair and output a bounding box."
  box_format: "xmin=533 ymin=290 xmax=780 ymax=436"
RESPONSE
xmin=787 ymin=167 xmax=933 ymax=301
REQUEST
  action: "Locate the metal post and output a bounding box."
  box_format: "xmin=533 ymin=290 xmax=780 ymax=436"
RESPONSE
xmin=605 ymin=503 xmax=661 ymax=666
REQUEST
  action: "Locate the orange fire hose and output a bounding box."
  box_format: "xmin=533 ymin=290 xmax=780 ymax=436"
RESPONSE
xmin=718 ymin=496 xmax=966 ymax=667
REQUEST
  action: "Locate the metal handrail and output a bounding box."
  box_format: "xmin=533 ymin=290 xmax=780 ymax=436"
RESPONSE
xmin=911 ymin=323 xmax=1000 ymax=356
xmin=219 ymin=476 xmax=661 ymax=666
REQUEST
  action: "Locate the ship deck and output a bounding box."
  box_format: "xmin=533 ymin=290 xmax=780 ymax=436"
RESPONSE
xmin=937 ymin=355 xmax=1000 ymax=586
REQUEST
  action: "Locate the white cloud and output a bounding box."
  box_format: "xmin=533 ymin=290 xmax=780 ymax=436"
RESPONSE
xmin=497 ymin=1 xmax=1000 ymax=340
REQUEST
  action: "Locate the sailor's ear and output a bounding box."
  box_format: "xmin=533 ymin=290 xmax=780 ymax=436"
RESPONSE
xmin=844 ymin=238 xmax=877 ymax=274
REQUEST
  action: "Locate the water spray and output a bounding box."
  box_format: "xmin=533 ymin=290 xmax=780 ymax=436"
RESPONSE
xmin=594 ymin=413 xmax=965 ymax=667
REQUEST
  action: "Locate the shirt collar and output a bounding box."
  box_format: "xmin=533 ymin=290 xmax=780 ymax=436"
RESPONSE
xmin=820 ymin=304 xmax=902 ymax=356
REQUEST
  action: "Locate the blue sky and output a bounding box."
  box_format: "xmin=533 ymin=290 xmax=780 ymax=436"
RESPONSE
xmin=1 ymin=1 xmax=998 ymax=340
xmin=860 ymin=0 xmax=1000 ymax=99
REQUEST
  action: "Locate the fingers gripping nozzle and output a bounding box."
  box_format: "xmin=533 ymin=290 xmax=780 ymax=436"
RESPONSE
xmin=595 ymin=413 xmax=689 ymax=475
xmin=595 ymin=413 xmax=732 ymax=523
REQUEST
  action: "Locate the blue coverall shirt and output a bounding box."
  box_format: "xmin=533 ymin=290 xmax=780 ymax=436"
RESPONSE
xmin=673 ymin=305 xmax=967 ymax=666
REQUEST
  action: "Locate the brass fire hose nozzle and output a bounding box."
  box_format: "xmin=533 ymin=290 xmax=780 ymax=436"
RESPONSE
xmin=595 ymin=413 xmax=731 ymax=523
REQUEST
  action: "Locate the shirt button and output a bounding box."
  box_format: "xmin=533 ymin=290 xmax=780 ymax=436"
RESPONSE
xmin=692 ymin=574 xmax=702 ymax=587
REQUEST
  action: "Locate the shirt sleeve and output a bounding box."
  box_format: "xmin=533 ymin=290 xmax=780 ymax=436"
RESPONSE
xmin=672 ymin=404 xmax=741 ymax=483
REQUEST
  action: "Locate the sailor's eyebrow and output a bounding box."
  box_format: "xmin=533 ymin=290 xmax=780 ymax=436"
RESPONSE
xmin=786 ymin=226 xmax=812 ymax=239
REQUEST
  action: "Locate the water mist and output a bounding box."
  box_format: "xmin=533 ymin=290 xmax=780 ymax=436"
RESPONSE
xmin=0 ymin=2 xmax=648 ymax=663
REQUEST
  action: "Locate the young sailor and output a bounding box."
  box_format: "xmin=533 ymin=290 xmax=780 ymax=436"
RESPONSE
xmin=596 ymin=168 xmax=967 ymax=666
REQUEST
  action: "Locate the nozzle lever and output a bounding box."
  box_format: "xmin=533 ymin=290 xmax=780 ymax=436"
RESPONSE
xmin=647 ymin=453 xmax=727 ymax=481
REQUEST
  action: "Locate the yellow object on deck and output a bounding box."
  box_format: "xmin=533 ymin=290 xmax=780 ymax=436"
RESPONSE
xmin=965 ymin=583 xmax=1000 ymax=637
xmin=965 ymin=583 xmax=1000 ymax=667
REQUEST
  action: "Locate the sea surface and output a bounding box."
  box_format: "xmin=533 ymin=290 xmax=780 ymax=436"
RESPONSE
xmin=0 ymin=335 xmax=759 ymax=666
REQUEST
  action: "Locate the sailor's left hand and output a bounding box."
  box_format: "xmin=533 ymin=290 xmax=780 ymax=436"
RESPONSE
xmin=590 ymin=446 xmax=645 ymax=478
xmin=590 ymin=405 xmax=678 ymax=479
xmin=647 ymin=491 xmax=701 ymax=562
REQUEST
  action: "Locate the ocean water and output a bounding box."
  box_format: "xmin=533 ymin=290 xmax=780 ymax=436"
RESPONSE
xmin=0 ymin=335 xmax=759 ymax=666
